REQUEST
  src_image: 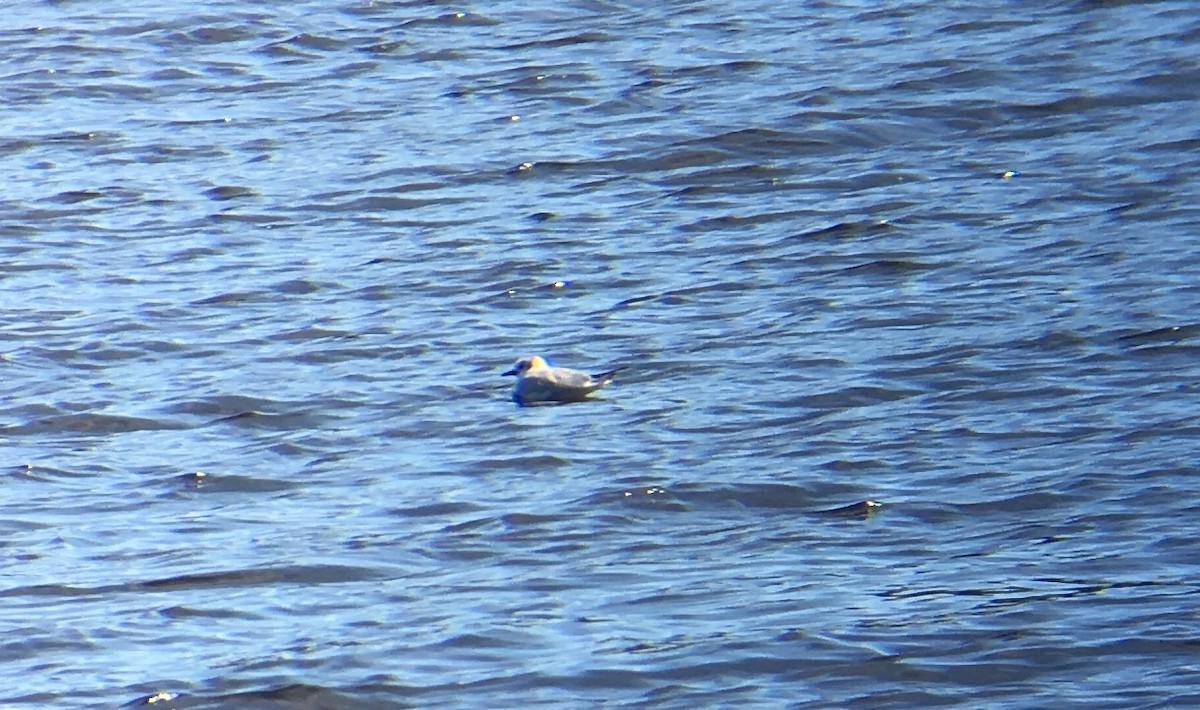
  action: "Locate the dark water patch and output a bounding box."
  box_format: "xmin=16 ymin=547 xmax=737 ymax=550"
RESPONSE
xmin=1 ymin=565 xmax=384 ymax=600
xmin=128 ymin=565 xmax=381 ymax=591
xmin=788 ymin=386 xmax=923 ymax=411
xmin=605 ymin=280 xmax=754 ymax=311
xmin=46 ymin=189 xmax=104 ymax=204
xmin=135 ymin=142 xmax=229 ymax=164
xmin=146 ymin=67 xmax=201 ymax=81
xmin=872 ymin=343 xmax=987 ymax=366
xmin=41 ymin=131 xmax=105 ymax=144
xmin=344 ymin=282 xmax=397 ymax=302
xmin=673 ymin=59 xmax=770 ymax=78
xmin=660 ymin=162 xmax=793 ymax=191
xmin=683 ymin=127 xmax=846 ymax=159
xmin=264 ymin=440 xmax=324 ymax=458
xmin=473 ymin=454 xmax=571 ymax=473
xmin=838 ymin=258 xmax=944 ymax=277
xmin=663 ymin=483 xmax=879 ymax=515
xmin=1144 ymin=137 xmax=1200 ymax=153
xmin=0 ymin=137 xmax=36 ymax=155
xmin=202 ymin=185 xmax=256 ymax=201
xmin=479 ymin=279 xmax=573 ymax=305
xmin=1116 ymin=417 xmax=1200 ymax=444
xmin=291 ymin=345 xmax=397 ymax=365
xmin=169 ymin=21 xmax=267 ymax=47
xmin=390 ymin=501 xmax=485 ymax=518
xmin=436 ymin=631 xmax=533 ymax=651
xmin=1116 ymin=323 xmax=1200 ymax=346
xmin=614 ymin=148 xmax=735 ymax=175
xmin=7 ymin=463 xmax=93 ymax=483
xmin=269 ymin=325 xmax=355 ymax=341
xmin=596 ymin=486 xmax=685 ymax=512
xmin=126 ymin=339 xmax=193 ymax=354
xmin=1 ymin=402 xmax=68 ymax=420
xmin=262 ymin=31 xmax=348 ymax=55
xmin=168 ymin=470 xmax=299 ymax=494
xmin=58 ymin=340 xmax=155 ymax=363
xmin=1008 ymin=329 xmax=1092 ymax=352
xmin=15 ymin=347 xmax=107 ymax=369
xmin=497 ymin=512 xmax=571 ymax=534
xmin=269 ymin=277 xmax=324 ymax=295
xmin=0 ymin=259 xmax=76 ymax=273
xmin=932 ymin=381 xmax=1092 ymax=405
xmin=397 ymin=11 xmax=500 ymax=29
xmin=207 ymin=410 xmax=324 ymax=431
xmin=798 ymin=219 xmax=896 ymax=240
xmin=813 ymin=500 xmax=884 ymax=518
xmin=166 ymin=396 xmax=301 ymax=418
xmin=676 ymin=208 xmax=814 ymax=233
xmin=157 ymin=605 xmax=260 ymax=622
xmin=845 ymin=311 xmax=951 ymax=331
xmin=821 ymin=458 xmax=891 ymax=473
xmin=439 ymin=515 xmax=496 ymax=535
xmin=499 ymin=30 xmax=613 ymax=51
xmin=1119 ymin=342 xmax=1200 ymax=359
xmin=4 ymin=413 xmax=185 ymax=436
xmin=841 ymin=168 xmax=926 ymax=191
xmin=938 ymin=19 xmax=1031 ymax=35
xmin=125 ymin=682 xmax=423 ymax=710
xmin=501 ymin=158 xmax=612 ymax=179
xmin=953 ymin=490 xmax=1078 ymax=516
xmin=307 ymin=192 xmax=466 ymax=213
xmin=190 ymin=290 xmax=270 ymax=306
xmin=203 ymin=212 xmax=297 ymax=227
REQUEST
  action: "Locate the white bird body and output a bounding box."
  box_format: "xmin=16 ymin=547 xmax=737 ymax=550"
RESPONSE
xmin=502 ymin=355 xmax=624 ymax=406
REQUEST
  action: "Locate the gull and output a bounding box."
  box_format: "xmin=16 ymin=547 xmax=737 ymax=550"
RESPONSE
xmin=502 ymin=355 xmax=625 ymax=406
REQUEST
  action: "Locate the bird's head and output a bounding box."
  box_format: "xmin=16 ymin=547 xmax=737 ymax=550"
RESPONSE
xmin=502 ymin=355 xmax=548 ymax=376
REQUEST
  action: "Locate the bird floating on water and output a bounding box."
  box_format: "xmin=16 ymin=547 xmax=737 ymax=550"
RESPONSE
xmin=502 ymin=355 xmax=625 ymax=406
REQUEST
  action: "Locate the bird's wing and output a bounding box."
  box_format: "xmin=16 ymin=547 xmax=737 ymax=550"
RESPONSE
xmin=544 ymin=367 xmax=597 ymax=389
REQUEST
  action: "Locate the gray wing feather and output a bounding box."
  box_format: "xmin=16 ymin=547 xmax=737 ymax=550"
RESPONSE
xmin=546 ymin=367 xmax=595 ymax=388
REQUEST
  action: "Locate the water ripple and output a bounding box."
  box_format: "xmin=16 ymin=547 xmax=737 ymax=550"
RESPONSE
xmin=2 ymin=0 xmax=1199 ymax=707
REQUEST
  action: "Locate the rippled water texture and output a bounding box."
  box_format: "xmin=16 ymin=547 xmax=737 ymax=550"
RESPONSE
xmin=2 ymin=1 xmax=1199 ymax=707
